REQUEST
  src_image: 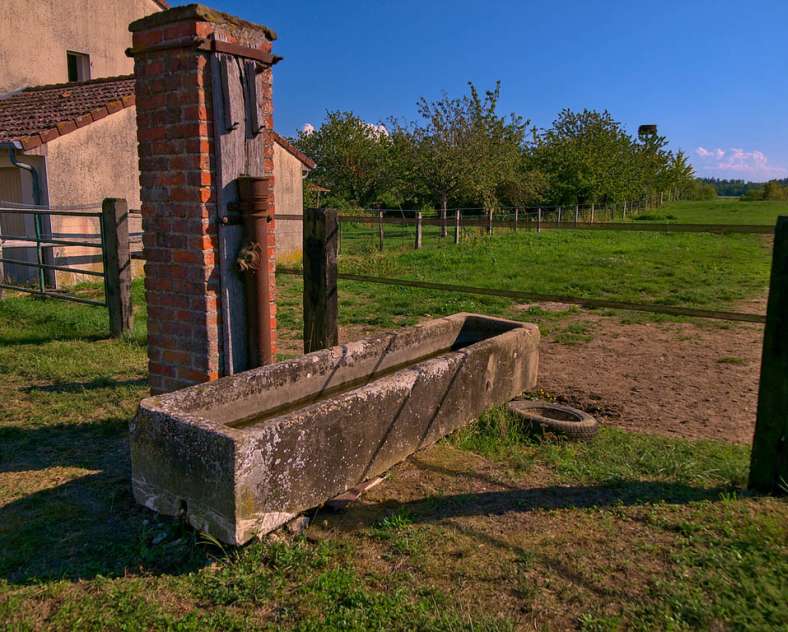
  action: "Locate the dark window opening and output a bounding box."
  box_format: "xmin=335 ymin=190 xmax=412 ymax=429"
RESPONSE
xmin=66 ymin=51 xmax=90 ymax=82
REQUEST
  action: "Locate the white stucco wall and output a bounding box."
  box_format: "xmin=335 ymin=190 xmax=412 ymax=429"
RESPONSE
xmin=0 ymin=0 xmax=163 ymax=94
xmin=26 ymin=107 xmax=141 ymax=283
xmin=273 ymin=142 xmax=305 ymax=259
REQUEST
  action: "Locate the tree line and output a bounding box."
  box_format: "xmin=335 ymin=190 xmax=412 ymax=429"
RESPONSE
xmin=294 ymin=82 xmax=698 ymax=214
xmin=700 ymin=178 xmax=788 ymax=200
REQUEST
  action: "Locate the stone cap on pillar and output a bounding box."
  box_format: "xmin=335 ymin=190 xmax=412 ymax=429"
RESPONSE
xmin=129 ymin=3 xmax=277 ymax=41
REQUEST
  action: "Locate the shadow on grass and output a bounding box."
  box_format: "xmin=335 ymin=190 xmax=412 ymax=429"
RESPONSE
xmin=329 ymin=480 xmax=736 ymax=533
xmin=0 ymin=419 xmax=209 ymax=585
xmin=325 ymin=475 xmax=742 ymax=599
xmin=21 ymin=376 xmax=148 ymax=394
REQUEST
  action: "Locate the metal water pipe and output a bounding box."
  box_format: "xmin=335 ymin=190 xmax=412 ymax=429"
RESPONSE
xmin=236 ymin=175 xmax=274 ymax=367
xmin=0 ymin=141 xmax=42 ymax=205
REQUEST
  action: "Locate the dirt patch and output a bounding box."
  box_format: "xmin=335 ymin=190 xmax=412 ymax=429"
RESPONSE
xmin=281 ymin=304 xmax=764 ymax=444
xmin=539 ymin=310 xmax=764 ymax=444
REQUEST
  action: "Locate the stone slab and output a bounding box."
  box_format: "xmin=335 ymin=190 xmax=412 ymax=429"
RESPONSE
xmin=130 ymin=313 xmax=540 ymax=544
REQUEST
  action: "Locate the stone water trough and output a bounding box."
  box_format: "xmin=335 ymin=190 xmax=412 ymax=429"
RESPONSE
xmin=130 ymin=313 xmax=539 ymax=544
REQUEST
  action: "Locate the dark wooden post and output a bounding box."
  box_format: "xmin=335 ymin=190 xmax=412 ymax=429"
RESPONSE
xmin=378 ymin=210 xmax=384 ymax=251
xmin=303 ymin=208 xmax=338 ymax=354
xmin=749 ymin=216 xmax=788 ymax=493
xmin=101 ymin=198 xmax=133 ymax=337
xmin=415 ymin=212 xmax=423 ymax=249
xmin=454 ymin=209 xmax=461 ymax=244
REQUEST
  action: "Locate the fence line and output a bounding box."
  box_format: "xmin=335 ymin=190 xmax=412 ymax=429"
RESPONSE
xmin=0 ymin=199 xmax=133 ymax=335
xmin=278 ymin=267 xmax=765 ymax=324
xmin=276 ymin=214 xmax=774 ymax=235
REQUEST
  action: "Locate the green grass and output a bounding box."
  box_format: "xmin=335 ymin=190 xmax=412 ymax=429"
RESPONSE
xmin=631 ymin=197 xmax=787 ymax=225
xmin=0 ymin=200 xmax=785 ymax=629
xmin=452 ymin=406 xmax=750 ymax=488
xmin=275 ymin=202 xmax=773 ymax=338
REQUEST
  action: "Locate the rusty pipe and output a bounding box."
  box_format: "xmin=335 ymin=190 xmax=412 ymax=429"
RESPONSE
xmin=237 ymin=176 xmax=274 ymax=367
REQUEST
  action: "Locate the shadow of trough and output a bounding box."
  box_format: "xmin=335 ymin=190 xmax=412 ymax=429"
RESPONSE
xmin=329 ymin=480 xmax=735 ymax=530
xmin=325 ymin=476 xmax=742 ymax=600
xmin=0 ymin=418 xmax=209 ymax=585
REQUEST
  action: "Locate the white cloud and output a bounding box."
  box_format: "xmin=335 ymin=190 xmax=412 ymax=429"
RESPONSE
xmin=300 ymin=121 xmax=389 ymax=139
xmin=693 ymin=146 xmax=786 ymax=180
xmin=364 ymin=122 xmax=390 ymax=138
xmin=696 ymin=146 xmax=725 ymax=160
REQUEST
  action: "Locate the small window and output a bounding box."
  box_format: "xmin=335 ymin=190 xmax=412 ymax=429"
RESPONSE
xmin=66 ymin=51 xmax=90 ymax=82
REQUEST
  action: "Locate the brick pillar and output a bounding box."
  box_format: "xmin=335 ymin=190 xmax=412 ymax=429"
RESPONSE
xmin=130 ymin=5 xmax=277 ymax=394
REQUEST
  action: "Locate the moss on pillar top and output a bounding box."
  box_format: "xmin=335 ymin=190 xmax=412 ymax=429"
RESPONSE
xmin=129 ymin=3 xmax=277 ymax=41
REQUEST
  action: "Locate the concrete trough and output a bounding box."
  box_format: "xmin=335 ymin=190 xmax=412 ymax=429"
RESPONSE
xmin=130 ymin=313 xmax=539 ymax=544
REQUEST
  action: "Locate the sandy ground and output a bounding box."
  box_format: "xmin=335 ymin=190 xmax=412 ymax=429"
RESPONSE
xmin=280 ymin=298 xmax=765 ymax=444
xmin=537 ymin=301 xmax=764 ymax=444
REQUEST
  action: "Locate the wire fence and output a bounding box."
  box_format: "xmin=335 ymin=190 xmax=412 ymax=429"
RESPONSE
xmin=275 ymin=206 xmax=773 ymax=324
xmin=0 ymin=200 xmax=135 ymax=335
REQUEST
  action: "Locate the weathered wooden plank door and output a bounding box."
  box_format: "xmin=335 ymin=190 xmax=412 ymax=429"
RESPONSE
xmin=210 ymin=51 xmax=269 ymax=375
xmin=0 ymin=167 xmax=36 ymax=283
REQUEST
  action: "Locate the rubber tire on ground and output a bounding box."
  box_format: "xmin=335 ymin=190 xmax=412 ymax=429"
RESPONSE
xmin=507 ymin=400 xmax=599 ymax=440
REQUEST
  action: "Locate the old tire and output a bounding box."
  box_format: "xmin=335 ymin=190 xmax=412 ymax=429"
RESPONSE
xmin=507 ymin=400 xmax=598 ymax=440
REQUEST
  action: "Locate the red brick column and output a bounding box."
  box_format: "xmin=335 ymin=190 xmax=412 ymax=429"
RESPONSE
xmin=130 ymin=5 xmax=277 ymax=393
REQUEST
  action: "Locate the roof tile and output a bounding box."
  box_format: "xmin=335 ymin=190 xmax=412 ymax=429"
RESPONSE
xmin=0 ymin=75 xmax=136 ymax=146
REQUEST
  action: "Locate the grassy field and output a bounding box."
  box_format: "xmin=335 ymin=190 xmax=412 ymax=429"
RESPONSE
xmin=631 ymin=197 xmax=787 ymax=225
xmin=275 ymin=199 xmax=774 ymax=339
xmin=1 ymin=199 xmax=785 ymax=629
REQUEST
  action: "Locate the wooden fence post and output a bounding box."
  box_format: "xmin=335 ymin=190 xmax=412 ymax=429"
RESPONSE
xmin=303 ymin=208 xmax=338 ymax=354
xmin=590 ymin=203 xmax=595 ymax=223
xmin=574 ymin=205 xmax=579 ymax=226
xmin=749 ymin=215 xmax=788 ymax=493
xmin=514 ymin=207 xmax=519 ymax=232
xmin=537 ymin=207 xmax=542 ymax=233
xmin=378 ymin=211 xmax=384 ymax=251
xmin=487 ymin=210 xmax=493 ymax=236
xmin=101 ymin=198 xmax=133 ymax=337
xmin=557 ymin=206 xmax=562 ymax=224
xmin=415 ymin=212 xmax=423 ymax=249
xmin=454 ymin=209 xmax=461 ymax=244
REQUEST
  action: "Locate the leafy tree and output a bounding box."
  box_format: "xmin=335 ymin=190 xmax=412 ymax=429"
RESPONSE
xmin=742 ymin=180 xmax=787 ymax=201
xmin=294 ymin=111 xmax=395 ymax=207
xmin=389 ymin=91 xmax=472 ymax=232
xmin=297 ymin=85 xmax=695 ymax=213
xmin=532 ymin=109 xmax=636 ymax=205
xmin=683 ymin=179 xmax=717 ymax=200
xmin=462 ymin=82 xmax=528 ymax=213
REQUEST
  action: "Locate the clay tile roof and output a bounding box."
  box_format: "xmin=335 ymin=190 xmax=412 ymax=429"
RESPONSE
xmin=272 ymin=131 xmax=316 ymax=170
xmin=0 ymin=75 xmax=136 ymax=150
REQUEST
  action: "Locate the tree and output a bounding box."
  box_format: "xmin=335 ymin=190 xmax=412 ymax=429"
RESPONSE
xmin=390 ymin=91 xmax=472 ymax=234
xmin=294 ymin=112 xmax=395 ymax=208
xmin=662 ymin=150 xmax=695 ymax=201
xmin=532 ymin=109 xmax=636 ymax=205
xmin=462 ymin=82 xmax=529 ymax=213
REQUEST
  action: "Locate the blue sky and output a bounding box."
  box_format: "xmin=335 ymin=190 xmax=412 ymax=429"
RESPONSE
xmin=217 ymin=0 xmax=788 ymax=182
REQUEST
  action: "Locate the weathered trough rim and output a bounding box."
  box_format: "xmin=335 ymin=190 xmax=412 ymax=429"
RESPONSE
xmin=138 ymin=312 xmax=534 ymax=437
